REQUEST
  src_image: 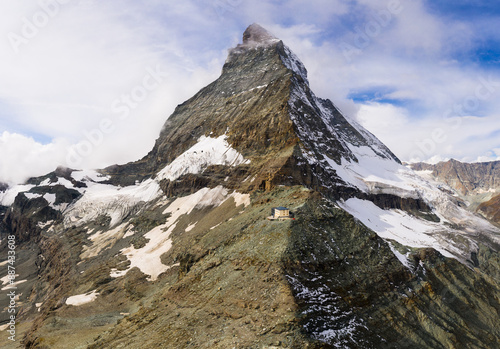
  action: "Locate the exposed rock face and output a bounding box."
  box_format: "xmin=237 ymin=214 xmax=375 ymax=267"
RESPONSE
xmin=478 ymin=194 xmax=500 ymax=224
xmin=284 ymin=198 xmax=500 ymax=349
xmin=409 ymin=159 xmax=500 ymax=221
xmin=3 ymin=194 xmax=58 ymax=243
xmin=0 ymin=24 xmax=499 ymax=349
xmin=243 ymin=23 xmax=278 ymax=44
xmin=409 ymin=159 xmax=500 ymax=196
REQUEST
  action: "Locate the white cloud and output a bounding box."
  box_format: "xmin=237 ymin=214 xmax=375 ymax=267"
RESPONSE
xmin=0 ymin=0 xmax=224 ymax=183
xmin=0 ymin=132 xmax=69 ymax=185
xmin=236 ymin=0 xmax=349 ymax=26
xmin=353 ymin=103 xmax=500 ymax=164
xmin=356 ymin=102 xmax=409 ymax=136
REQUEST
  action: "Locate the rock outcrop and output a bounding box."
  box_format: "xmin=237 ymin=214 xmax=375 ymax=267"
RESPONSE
xmin=409 ymin=159 xmax=500 ymax=196
xmin=409 ymin=159 xmax=500 ymax=222
xmin=478 ymin=194 xmax=500 ymax=224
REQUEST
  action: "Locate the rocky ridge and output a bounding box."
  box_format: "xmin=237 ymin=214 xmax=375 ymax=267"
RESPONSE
xmin=409 ymin=159 xmax=500 ymax=197
xmin=409 ymin=159 xmax=500 ymax=224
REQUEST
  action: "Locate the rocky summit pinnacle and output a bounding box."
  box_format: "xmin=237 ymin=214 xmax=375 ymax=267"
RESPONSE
xmin=226 ymin=23 xmax=282 ymax=60
xmin=242 ymin=23 xmax=278 ymax=45
xmin=1 ymin=24 xmax=500 ymax=349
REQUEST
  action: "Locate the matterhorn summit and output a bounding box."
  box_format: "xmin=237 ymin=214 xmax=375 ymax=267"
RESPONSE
xmin=242 ymin=23 xmax=279 ymax=46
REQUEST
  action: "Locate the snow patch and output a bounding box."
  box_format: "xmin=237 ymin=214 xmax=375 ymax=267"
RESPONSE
xmin=80 ymin=223 xmax=129 ymax=259
xmin=38 ymin=220 xmax=54 ymax=229
xmin=110 ymin=268 xmax=128 ymax=278
xmin=476 ymin=187 xmax=498 ymax=194
xmin=1 ymin=279 xmax=27 ymax=291
xmin=231 ymin=192 xmax=251 ymax=207
xmin=387 ymin=243 xmax=413 ymax=270
xmin=185 ymin=223 xmax=197 ymax=232
xmin=156 ymin=135 xmax=249 ymax=182
xmin=51 ymin=177 xmax=74 ymax=188
xmin=191 ymin=185 xmax=229 ymax=208
xmin=43 ymin=193 xmax=56 ymax=205
xmin=66 ymin=290 xmax=99 ymax=306
xmin=325 ymin=144 xmax=417 ymax=195
xmin=39 ymin=178 xmax=51 ymax=186
xmin=339 ymin=198 xmax=458 ymax=259
xmin=248 ymin=84 xmax=268 ymax=92
xmin=210 ymin=223 xmax=221 ymax=230
xmin=123 ymin=227 xmax=136 ymax=238
xmin=114 ymin=225 xmax=172 ymax=281
xmin=71 ymin=169 xmax=110 ymax=183
xmin=24 ymin=192 xmax=41 ymax=200
xmin=413 ymin=170 xmax=434 ymax=178
xmin=0 ymin=184 xmax=35 ymax=206
xmin=0 ymin=274 xmax=18 ymax=286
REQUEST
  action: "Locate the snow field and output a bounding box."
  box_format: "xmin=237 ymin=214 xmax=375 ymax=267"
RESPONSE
xmin=66 ymin=290 xmax=99 ymax=306
xmin=157 ymin=135 xmax=250 ymax=182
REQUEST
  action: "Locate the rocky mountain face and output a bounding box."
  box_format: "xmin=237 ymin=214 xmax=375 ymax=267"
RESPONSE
xmin=409 ymin=159 xmax=500 ymax=196
xmin=0 ymin=24 xmax=499 ymax=349
xmin=477 ymin=194 xmax=500 ymax=225
xmin=409 ymin=159 xmax=500 ymax=223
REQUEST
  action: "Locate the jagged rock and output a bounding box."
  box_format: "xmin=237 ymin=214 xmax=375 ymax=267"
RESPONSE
xmin=409 ymin=159 xmax=500 ymax=197
xmin=3 ymin=194 xmax=59 ymax=242
xmin=409 ymin=159 xmax=500 ymax=224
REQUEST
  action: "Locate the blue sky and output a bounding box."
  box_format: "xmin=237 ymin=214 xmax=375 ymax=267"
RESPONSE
xmin=0 ymin=0 xmax=499 ymax=183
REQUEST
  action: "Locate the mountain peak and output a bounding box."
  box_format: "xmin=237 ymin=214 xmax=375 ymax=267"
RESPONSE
xmin=227 ymin=24 xmax=281 ymax=60
xmin=225 ymin=24 xmax=309 ymax=83
xmin=242 ymin=23 xmax=278 ymax=46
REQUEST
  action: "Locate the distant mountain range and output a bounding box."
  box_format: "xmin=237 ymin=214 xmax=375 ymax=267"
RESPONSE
xmin=408 ymin=159 xmax=500 ymax=224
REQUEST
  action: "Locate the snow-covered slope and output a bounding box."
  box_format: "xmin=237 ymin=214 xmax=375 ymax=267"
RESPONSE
xmin=156 ymin=135 xmax=249 ymax=181
xmin=64 ymin=178 xmax=162 ymax=227
xmin=329 ymin=142 xmax=500 ymax=263
xmin=0 ymin=184 xmax=35 ymax=206
xmin=109 ymin=186 xmax=250 ymax=281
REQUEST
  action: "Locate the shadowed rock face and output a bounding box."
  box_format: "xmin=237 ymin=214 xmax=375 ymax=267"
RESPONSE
xmin=284 ymin=198 xmax=500 ymax=349
xmin=0 ymin=24 xmax=499 ymax=349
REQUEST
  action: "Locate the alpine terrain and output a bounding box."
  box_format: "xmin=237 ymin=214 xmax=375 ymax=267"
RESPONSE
xmin=409 ymin=159 xmax=500 ymax=225
xmin=0 ymin=24 xmax=499 ymax=349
